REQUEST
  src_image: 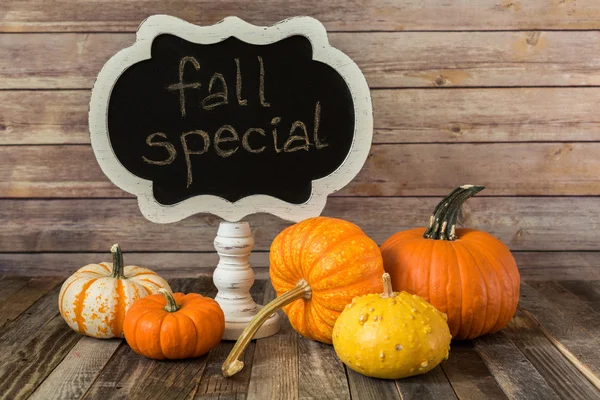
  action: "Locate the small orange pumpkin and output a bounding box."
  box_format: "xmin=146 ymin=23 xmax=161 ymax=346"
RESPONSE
xmin=123 ymin=289 xmax=225 ymax=360
xmin=223 ymin=216 xmax=385 ymax=377
xmin=381 ymin=185 xmax=520 ymax=340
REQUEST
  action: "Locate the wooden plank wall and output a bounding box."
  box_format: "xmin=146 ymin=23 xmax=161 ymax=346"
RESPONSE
xmin=1 ymin=0 xmax=599 ymax=279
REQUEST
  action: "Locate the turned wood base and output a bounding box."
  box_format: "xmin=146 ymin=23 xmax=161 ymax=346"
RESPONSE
xmin=213 ymin=221 xmax=281 ymax=340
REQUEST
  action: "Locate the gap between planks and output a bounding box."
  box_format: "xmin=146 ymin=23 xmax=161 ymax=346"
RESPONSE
xmin=2 ymin=252 xmax=599 ymax=281
xmin=2 ymin=198 xmax=600 ymax=252
xmin=4 ymin=143 xmax=600 ymax=197
xmin=4 ymin=32 xmax=600 ymax=89
xmin=473 ymin=281 xmax=600 ymax=400
xmin=518 ymin=307 xmax=600 ymax=391
xmin=4 ymin=88 xmax=600 ymax=145
xmin=2 ymin=1 xmax=600 ymax=34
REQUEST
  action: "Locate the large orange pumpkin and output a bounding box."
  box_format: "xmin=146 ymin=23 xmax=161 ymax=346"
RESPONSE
xmin=381 ymin=185 xmax=520 ymax=340
xmin=124 ymin=289 xmax=225 ymax=360
xmin=223 ymin=216 xmax=385 ymax=377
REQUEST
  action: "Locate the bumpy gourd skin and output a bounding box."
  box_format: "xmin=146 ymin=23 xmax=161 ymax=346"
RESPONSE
xmin=333 ymin=289 xmax=451 ymax=379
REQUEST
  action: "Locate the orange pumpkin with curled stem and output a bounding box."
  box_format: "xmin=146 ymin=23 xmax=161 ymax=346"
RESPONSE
xmin=381 ymin=185 xmax=521 ymax=340
xmin=123 ymin=289 xmax=225 ymax=359
xmin=222 ymin=216 xmax=385 ymax=377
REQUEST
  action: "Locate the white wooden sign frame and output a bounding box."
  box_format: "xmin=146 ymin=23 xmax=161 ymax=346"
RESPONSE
xmin=89 ymin=14 xmax=373 ymax=223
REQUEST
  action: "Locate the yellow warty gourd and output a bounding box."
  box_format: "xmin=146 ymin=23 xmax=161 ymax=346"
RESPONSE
xmin=332 ymin=273 xmax=452 ymax=379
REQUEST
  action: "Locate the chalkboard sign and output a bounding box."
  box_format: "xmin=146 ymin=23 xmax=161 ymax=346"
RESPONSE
xmin=90 ymin=15 xmax=372 ymax=223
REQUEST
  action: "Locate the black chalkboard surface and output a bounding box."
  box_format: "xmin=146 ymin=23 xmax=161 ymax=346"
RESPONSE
xmin=90 ymin=16 xmax=372 ymax=222
xmin=108 ymin=34 xmax=354 ymax=205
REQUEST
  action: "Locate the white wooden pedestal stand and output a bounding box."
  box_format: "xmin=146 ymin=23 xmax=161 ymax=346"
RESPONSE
xmin=213 ymin=221 xmax=280 ymax=340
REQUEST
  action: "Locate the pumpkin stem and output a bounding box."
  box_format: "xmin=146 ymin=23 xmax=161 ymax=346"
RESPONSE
xmin=380 ymin=273 xmax=396 ymax=298
xmin=222 ymin=279 xmax=312 ymax=378
xmin=159 ymin=289 xmax=181 ymax=312
xmin=423 ymin=185 xmax=485 ymax=241
xmin=110 ymin=243 xmax=126 ymax=279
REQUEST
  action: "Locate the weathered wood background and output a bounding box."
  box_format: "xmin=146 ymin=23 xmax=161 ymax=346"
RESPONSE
xmin=1 ymin=0 xmax=599 ymax=279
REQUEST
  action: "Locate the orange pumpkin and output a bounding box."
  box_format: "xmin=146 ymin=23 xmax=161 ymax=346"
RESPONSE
xmin=123 ymin=289 xmax=225 ymax=360
xmin=381 ymin=185 xmax=520 ymax=340
xmin=222 ymin=216 xmax=385 ymax=377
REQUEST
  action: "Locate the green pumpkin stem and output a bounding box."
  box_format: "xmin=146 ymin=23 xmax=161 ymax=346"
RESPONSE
xmin=110 ymin=244 xmax=126 ymax=279
xmin=423 ymin=185 xmax=485 ymax=241
xmin=222 ymin=279 xmax=312 ymax=378
xmin=159 ymin=289 xmax=181 ymax=312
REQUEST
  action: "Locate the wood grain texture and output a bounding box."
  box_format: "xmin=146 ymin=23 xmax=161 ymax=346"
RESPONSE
xmin=375 ymin=88 xmax=600 ymax=143
xmin=558 ymin=280 xmax=600 ymax=309
xmin=247 ymin=282 xmax=298 ymax=400
xmin=82 ymin=278 xmax=215 ymax=400
xmin=29 ymin=337 xmax=122 ymax=400
xmin=518 ymin=283 xmax=600 ymax=375
xmin=0 ymin=91 xmax=89 ymax=144
xmin=2 ymin=277 xmax=600 ymax=398
xmin=193 ymin=341 xmax=256 ymax=400
xmin=0 ymin=253 xmax=272 ymax=280
xmin=5 ymin=89 xmax=600 ymax=145
xmin=441 ymin=341 xmax=507 ymax=399
xmin=0 ymin=284 xmax=63 ymax=359
xmin=193 ymin=279 xmax=265 ymax=400
xmin=3 ymin=143 xmax=600 ymax=197
xmin=395 ymin=366 xmax=457 ymax=400
xmin=349 ymin=142 xmax=600 ymax=196
xmin=531 ymin=281 xmax=600 ymax=344
xmin=0 ymin=276 xmax=29 ymax=303
xmin=0 ymin=281 xmax=66 ymax=398
xmin=474 ymin=331 xmax=559 ymax=400
xmin=2 ymin=252 xmax=597 ymax=280
xmin=3 ymin=32 xmax=600 ymax=89
xmin=2 ymin=0 xmax=600 ymax=32
xmin=0 ymin=315 xmax=81 ymax=399
xmin=1 ymin=198 xmax=600 ymax=252
xmin=503 ymin=309 xmax=600 ymax=400
xmin=0 ymin=276 xmax=62 ymax=328
xmin=82 ymin=342 xmax=208 ymax=400
xmin=515 ymin=253 xmax=600 ymax=281
xmin=298 ymin=338 xmax=350 ymax=400
xmin=346 ymin=368 xmax=401 ymax=400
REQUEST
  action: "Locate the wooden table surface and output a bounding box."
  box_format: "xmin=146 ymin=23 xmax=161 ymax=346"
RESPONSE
xmin=1 ymin=275 xmax=599 ymax=400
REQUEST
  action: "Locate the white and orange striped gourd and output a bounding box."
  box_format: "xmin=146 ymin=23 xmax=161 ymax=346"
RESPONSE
xmin=58 ymin=244 xmax=171 ymax=338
